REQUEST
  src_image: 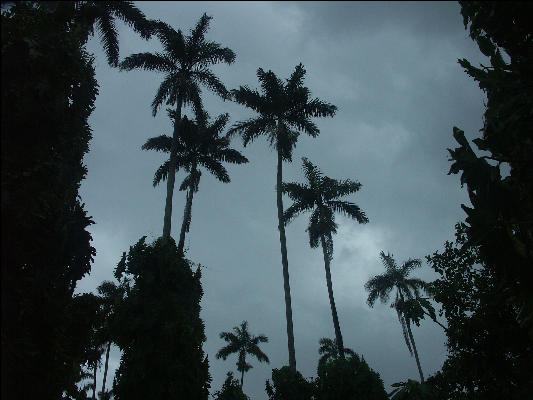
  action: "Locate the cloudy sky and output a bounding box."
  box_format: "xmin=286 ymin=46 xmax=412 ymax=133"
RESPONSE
xmin=76 ymin=1 xmax=488 ymax=398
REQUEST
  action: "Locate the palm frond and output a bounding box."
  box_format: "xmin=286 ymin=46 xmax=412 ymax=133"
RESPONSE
xmin=152 ymin=160 xmax=171 ymax=187
xmin=323 ymin=178 xmax=362 ymax=200
xmin=401 ymin=258 xmax=423 ymax=276
xmin=119 ymin=52 xmax=174 ymax=73
xmin=216 ymin=342 xmax=240 ymax=360
xmin=189 ymin=13 xmax=212 ymax=48
xmin=195 ymin=42 xmax=236 ymax=66
xmin=95 ymin=11 xmax=119 ymax=67
xmin=257 ymin=68 xmax=283 ymax=100
xmin=151 ymin=20 xmax=185 ymax=58
xmin=179 ymin=169 xmax=201 ymax=192
xmin=109 ymin=1 xmax=153 ymax=39
xmin=287 ymin=116 xmax=319 ymax=137
xmin=283 ymin=201 xmax=312 ymax=226
xmin=364 ymin=273 xmax=395 ymax=306
xmin=281 ymin=182 xmax=313 ymax=203
xmin=328 ymin=200 xmax=369 ymax=224
xmin=304 ymin=98 xmax=337 ymax=118
xmin=215 ymin=148 xmax=248 ymax=164
xmin=379 ymin=251 xmax=398 ymax=274
xmin=193 ymin=68 xmax=230 ymax=99
xmin=301 ymin=157 xmax=322 ymax=188
xmin=150 ymin=72 xmax=178 ymax=116
xmin=231 ymin=86 xmax=267 ymax=114
xmin=307 ymin=208 xmax=321 ymax=248
xmin=141 ymin=135 xmax=173 ymax=152
xmin=227 ymin=117 xmax=274 ymax=147
xmin=286 ymin=63 xmax=306 ymax=93
xmin=200 ymin=158 xmax=229 ymax=183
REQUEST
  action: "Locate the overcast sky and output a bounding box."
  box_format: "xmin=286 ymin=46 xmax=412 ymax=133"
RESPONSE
xmin=76 ymin=1 xmax=488 ymax=398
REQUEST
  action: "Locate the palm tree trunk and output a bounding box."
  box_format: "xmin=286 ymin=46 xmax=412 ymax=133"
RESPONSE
xmin=320 ymin=235 xmax=344 ymax=357
xmin=101 ymin=341 xmax=111 ymax=397
xmin=177 ymin=177 xmax=195 ymax=253
xmin=240 ymin=369 xmax=244 ymax=389
xmin=92 ymin=362 xmax=97 ymax=400
xmin=406 ymin=320 xmax=424 ymax=382
xmin=276 ymin=149 xmax=296 ymax=371
xmin=162 ymin=98 xmax=183 ymax=239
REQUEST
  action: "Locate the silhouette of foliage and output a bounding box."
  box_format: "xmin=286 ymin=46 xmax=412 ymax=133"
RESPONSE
xmin=426 ymin=223 xmax=533 ymax=399
xmin=315 ymin=352 xmax=388 ymax=400
xmin=265 ymin=366 xmax=315 ymax=400
xmin=120 ymin=13 xmax=235 ymax=238
xmin=448 ymin=1 xmax=533 ymax=337
xmin=283 ymin=158 xmax=368 ymax=355
xmin=111 ymin=236 xmax=210 ymax=400
xmin=214 ymin=372 xmax=250 ymax=400
xmin=317 ymin=337 xmax=356 ymax=375
xmin=229 ymin=64 xmax=336 ymax=370
xmin=365 ymin=252 xmax=428 ymax=382
xmin=388 ymin=379 xmax=438 ymax=400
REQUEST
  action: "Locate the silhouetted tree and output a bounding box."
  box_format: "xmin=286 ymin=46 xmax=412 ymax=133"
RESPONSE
xmin=1 ymin=2 xmax=152 ymax=398
xmin=317 ymin=337 xmax=355 ymax=374
xmin=111 ymin=236 xmax=210 ymax=400
xmin=214 ymin=372 xmax=249 ymax=400
xmin=315 ymin=352 xmax=388 ymax=400
xmin=364 ymin=252 xmax=427 ymax=382
xmin=96 ymin=280 xmax=122 ymax=398
xmin=388 ymin=379 xmax=437 ymax=400
xmin=229 ymin=64 xmax=336 ymax=370
xmin=216 ymin=321 xmax=270 ymax=388
xmin=120 ymin=14 xmax=235 ymax=238
xmin=142 ymin=110 xmax=248 ymax=253
xmin=283 ymin=158 xmax=368 ymax=355
xmin=448 ymin=1 xmax=533 ymax=337
xmin=265 ymin=366 xmax=315 ymax=400
xmin=425 ymin=223 xmax=532 ymax=399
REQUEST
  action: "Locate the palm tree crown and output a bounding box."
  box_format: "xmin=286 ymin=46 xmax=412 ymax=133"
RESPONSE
xmin=216 ymin=321 xmax=269 ymax=388
xmin=142 ymin=109 xmax=248 ymax=252
xmin=228 ymin=63 xmax=336 ymax=160
xmin=120 ymin=13 xmax=235 ymax=117
xmin=365 ymin=252 xmax=428 ymax=382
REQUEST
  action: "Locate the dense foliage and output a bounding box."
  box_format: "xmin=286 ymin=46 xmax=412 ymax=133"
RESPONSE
xmin=426 ymin=224 xmax=532 ymax=399
xmin=112 ymin=236 xmax=211 ymax=400
xmin=214 ymin=372 xmax=250 ymax=400
xmin=1 ymin=4 xmax=97 ymax=398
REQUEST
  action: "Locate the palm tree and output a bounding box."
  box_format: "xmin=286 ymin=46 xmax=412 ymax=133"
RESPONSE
xmin=364 ymin=252 xmax=428 ymax=382
xmin=228 ymin=64 xmax=336 ymax=370
xmin=120 ymin=14 xmax=235 ymax=238
xmin=283 ymin=158 xmax=368 ymax=356
xmin=216 ymin=321 xmax=269 ymax=388
xmin=142 ymin=109 xmax=248 ymax=253
xmin=96 ymin=280 xmax=122 ymax=398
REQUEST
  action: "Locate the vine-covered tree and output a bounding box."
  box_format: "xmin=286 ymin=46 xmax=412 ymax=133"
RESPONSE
xmin=142 ymin=110 xmax=248 ymax=253
xmin=364 ymin=252 xmax=428 ymax=382
xmin=120 ymin=14 xmax=235 ymax=238
xmin=229 ymin=64 xmax=336 ymax=370
xmin=112 ymin=236 xmax=211 ymax=400
xmin=283 ymin=158 xmax=368 ymax=356
xmin=216 ymin=321 xmax=270 ymax=389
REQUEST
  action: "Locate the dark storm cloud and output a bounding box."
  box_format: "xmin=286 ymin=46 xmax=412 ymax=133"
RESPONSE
xmin=76 ymin=2 xmax=487 ymax=398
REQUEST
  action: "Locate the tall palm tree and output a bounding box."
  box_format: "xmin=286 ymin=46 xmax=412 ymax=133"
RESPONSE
xmin=283 ymin=158 xmax=368 ymax=357
xmin=216 ymin=321 xmax=269 ymax=389
xmin=142 ymin=110 xmax=248 ymax=253
xmin=228 ymin=64 xmax=336 ymax=370
xmin=96 ymin=280 xmax=122 ymax=398
xmin=120 ymin=14 xmax=235 ymax=238
xmin=364 ymin=252 xmax=427 ymax=382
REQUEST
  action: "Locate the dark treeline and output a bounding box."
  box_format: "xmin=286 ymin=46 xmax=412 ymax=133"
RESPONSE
xmin=1 ymin=1 xmax=532 ymax=399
